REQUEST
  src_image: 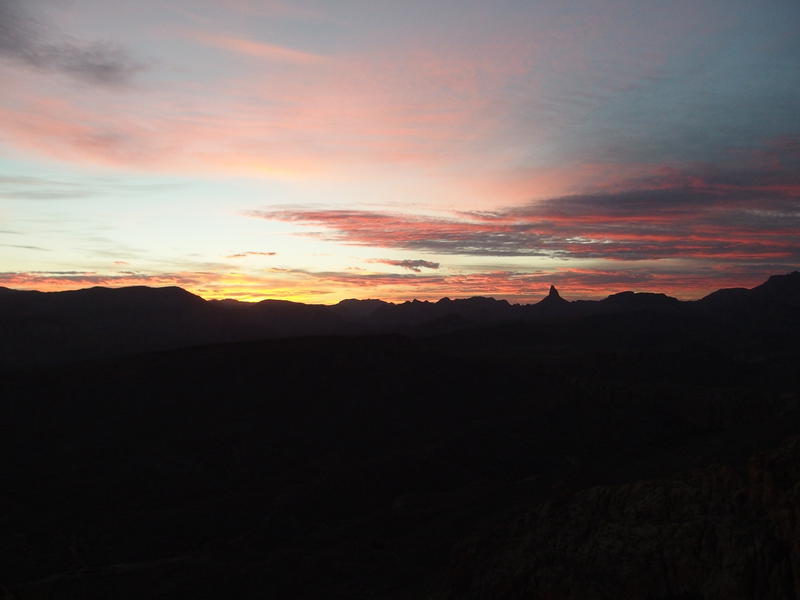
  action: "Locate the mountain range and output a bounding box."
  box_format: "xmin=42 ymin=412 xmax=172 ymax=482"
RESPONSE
xmin=2 ymin=271 xmax=798 ymax=368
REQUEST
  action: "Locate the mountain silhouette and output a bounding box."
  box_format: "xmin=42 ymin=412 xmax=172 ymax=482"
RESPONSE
xmin=1 ymin=271 xmax=799 ymax=368
xmin=2 ymin=272 xmax=800 ymax=598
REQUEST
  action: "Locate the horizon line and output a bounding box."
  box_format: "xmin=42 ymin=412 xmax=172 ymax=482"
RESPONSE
xmin=3 ymin=270 xmax=797 ymax=307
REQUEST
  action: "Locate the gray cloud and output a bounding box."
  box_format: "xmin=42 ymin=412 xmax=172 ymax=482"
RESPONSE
xmin=0 ymin=270 xmax=206 ymax=285
xmin=368 ymin=258 xmax=440 ymax=272
xmin=0 ymin=244 xmax=49 ymax=251
xmin=0 ymin=174 xmax=183 ymax=201
xmin=0 ymin=0 xmax=143 ymax=86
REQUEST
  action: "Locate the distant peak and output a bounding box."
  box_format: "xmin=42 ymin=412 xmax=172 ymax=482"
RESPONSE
xmin=336 ymin=298 xmax=387 ymax=306
xmin=752 ymin=270 xmax=800 ymax=296
xmin=765 ymin=271 xmax=800 ymax=285
xmin=538 ymin=284 xmax=568 ymax=306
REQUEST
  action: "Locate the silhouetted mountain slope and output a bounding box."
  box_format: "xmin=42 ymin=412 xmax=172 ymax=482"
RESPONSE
xmin=0 ymin=286 xmax=355 ymax=367
xmin=2 ymin=272 xmax=798 ymax=369
xmin=752 ymin=271 xmax=800 ymax=300
xmin=689 ymin=272 xmax=800 ymax=334
xmin=600 ymin=289 xmax=679 ymax=310
xmin=330 ymin=298 xmax=391 ymax=320
xmin=695 ymin=272 xmax=800 ymax=313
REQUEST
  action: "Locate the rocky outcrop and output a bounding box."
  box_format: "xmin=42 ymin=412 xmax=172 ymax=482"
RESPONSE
xmin=535 ymin=285 xmax=570 ymax=314
xmin=540 ymin=285 xmax=567 ymax=304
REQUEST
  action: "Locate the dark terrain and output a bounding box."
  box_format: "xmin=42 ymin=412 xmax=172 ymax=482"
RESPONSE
xmin=1 ymin=272 xmax=799 ymax=598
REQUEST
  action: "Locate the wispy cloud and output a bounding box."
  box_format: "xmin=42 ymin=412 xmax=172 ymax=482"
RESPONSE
xmin=0 ymin=244 xmax=50 ymax=251
xmin=0 ymin=174 xmax=183 ymax=201
xmin=0 ymin=18 xmax=539 ymax=175
xmin=0 ymin=270 xmax=206 ymax=288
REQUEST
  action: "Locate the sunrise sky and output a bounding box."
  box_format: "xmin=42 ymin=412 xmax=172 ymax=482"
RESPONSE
xmin=2 ymin=0 xmax=798 ymax=303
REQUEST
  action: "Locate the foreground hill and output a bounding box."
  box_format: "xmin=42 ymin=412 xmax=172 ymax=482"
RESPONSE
xmin=1 ymin=272 xmax=799 ymax=598
xmin=1 ymin=271 xmax=798 ymax=368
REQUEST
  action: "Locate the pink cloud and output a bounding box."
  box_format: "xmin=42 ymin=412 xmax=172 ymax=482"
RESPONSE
xmin=187 ymin=31 xmax=330 ymax=64
xmin=0 ymin=24 xmax=546 ymax=179
xmin=249 ymin=158 xmax=800 ymax=263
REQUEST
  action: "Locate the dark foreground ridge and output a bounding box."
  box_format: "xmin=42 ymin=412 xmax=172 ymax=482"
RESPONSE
xmin=1 ymin=272 xmax=799 ymax=598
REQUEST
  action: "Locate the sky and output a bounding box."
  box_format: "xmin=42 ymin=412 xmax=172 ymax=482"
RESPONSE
xmin=1 ymin=0 xmax=798 ymax=303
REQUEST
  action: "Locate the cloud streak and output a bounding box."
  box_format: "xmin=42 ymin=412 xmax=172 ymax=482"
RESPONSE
xmin=251 ymin=161 xmax=800 ymax=263
xmin=0 ymin=270 xmax=208 ymax=288
xmin=367 ymin=258 xmax=440 ymax=272
xmin=188 ymin=31 xmax=330 ymax=64
xmin=226 ymin=251 xmax=277 ymax=259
